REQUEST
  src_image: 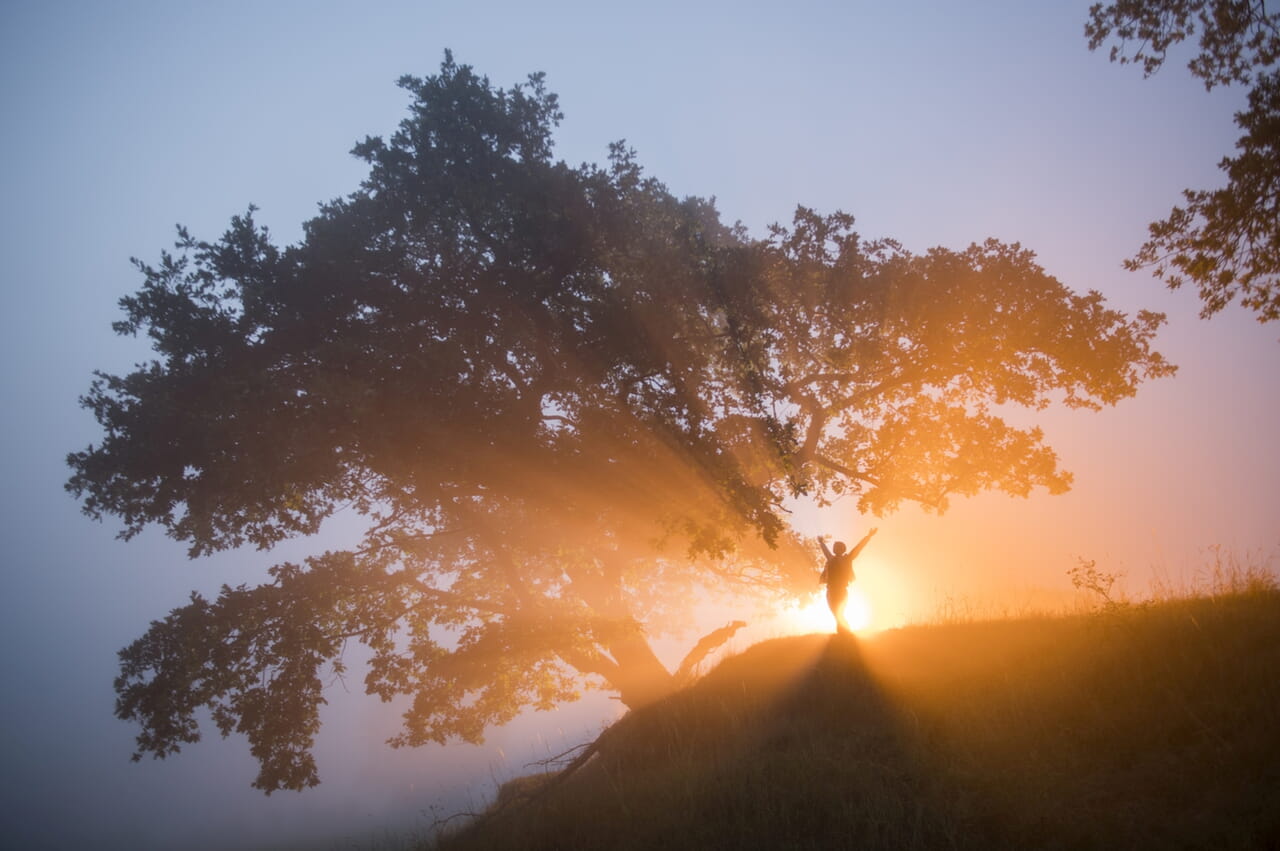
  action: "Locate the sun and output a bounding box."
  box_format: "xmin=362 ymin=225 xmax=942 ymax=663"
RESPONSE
xmin=783 ymin=588 xmax=874 ymax=635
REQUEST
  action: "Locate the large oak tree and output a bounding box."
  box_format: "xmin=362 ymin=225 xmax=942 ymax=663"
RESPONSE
xmin=68 ymin=54 xmax=1174 ymax=792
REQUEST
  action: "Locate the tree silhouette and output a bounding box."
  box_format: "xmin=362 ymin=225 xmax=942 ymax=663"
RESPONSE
xmin=68 ymin=53 xmax=1175 ymax=792
xmin=1087 ymin=0 xmax=1280 ymax=322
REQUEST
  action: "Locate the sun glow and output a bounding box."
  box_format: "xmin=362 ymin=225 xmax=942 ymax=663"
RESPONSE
xmin=783 ymin=588 xmax=875 ymax=635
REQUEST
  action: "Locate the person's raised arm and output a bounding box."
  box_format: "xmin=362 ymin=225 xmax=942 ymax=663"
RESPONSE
xmin=846 ymin=527 xmax=878 ymax=560
xmin=818 ymin=536 xmax=834 ymax=560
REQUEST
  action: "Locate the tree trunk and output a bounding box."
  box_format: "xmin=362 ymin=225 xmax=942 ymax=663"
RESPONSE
xmin=566 ymin=554 xmax=747 ymax=709
xmin=598 ymin=620 xmax=748 ymax=709
xmin=604 ymin=630 xmax=677 ymax=708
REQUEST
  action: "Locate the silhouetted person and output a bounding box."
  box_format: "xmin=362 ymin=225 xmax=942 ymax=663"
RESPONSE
xmin=819 ymin=529 xmax=877 ymax=634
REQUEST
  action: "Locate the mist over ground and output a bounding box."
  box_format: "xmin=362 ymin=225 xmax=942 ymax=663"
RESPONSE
xmin=1 ymin=2 xmax=1277 ymax=848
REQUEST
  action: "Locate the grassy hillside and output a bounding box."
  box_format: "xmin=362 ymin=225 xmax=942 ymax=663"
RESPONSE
xmin=427 ymin=590 xmax=1280 ymax=850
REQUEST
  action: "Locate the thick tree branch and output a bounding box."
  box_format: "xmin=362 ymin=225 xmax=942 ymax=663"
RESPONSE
xmin=673 ymin=620 xmax=748 ymax=686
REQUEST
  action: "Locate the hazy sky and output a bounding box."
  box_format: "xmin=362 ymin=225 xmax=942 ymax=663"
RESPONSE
xmin=2 ymin=1 xmax=1277 ymax=848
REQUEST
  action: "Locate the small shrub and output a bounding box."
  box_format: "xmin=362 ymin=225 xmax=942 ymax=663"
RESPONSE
xmin=1068 ymin=557 xmax=1127 ymax=613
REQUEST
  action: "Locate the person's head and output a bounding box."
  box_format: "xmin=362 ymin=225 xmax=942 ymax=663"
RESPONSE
xmin=833 ymin=541 xmax=847 ymax=555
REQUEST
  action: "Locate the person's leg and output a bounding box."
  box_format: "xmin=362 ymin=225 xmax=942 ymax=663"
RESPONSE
xmin=827 ymin=586 xmax=850 ymax=634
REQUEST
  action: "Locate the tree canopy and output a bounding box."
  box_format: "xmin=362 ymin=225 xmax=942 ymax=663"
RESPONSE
xmin=1087 ymin=0 xmax=1280 ymax=322
xmin=68 ymin=53 xmax=1174 ymax=792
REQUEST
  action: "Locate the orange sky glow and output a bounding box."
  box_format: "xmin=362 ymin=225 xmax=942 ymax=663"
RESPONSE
xmin=3 ymin=3 xmax=1278 ymax=848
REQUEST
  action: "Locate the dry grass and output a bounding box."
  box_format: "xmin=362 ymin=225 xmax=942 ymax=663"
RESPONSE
xmin=425 ymin=560 xmax=1280 ymax=850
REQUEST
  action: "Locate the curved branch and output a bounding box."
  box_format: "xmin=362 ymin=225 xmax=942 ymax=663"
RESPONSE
xmin=673 ymin=620 xmax=747 ymax=686
xmin=809 ymin=453 xmax=879 ymax=487
xmin=556 ymin=646 xmax=622 ymax=684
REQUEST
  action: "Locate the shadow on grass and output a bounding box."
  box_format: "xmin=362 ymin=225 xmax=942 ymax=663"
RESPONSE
xmin=432 ymin=593 xmax=1280 ymax=850
xmin=432 ymin=633 xmax=957 ymax=850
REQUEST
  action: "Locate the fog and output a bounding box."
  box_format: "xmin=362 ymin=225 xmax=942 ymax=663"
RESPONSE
xmin=2 ymin=2 xmax=1277 ymax=848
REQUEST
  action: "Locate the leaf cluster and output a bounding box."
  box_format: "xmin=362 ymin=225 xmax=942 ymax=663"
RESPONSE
xmin=1088 ymin=1 xmax=1280 ymax=322
xmin=1087 ymin=0 xmax=1280 ymax=87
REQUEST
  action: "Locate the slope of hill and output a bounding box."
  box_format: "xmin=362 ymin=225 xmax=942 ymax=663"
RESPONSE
xmin=429 ymin=591 xmax=1280 ymax=850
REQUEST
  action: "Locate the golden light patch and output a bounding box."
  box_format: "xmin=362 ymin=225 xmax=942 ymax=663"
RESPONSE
xmin=783 ymin=588 xmax=874 ymax=635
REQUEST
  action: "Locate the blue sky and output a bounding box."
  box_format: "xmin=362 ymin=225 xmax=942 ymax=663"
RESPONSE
xmin=2 ymin=2 xmax=1277 ymax=848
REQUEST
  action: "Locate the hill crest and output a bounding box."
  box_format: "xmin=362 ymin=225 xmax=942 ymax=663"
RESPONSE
xmin=434 ymin=592 xmax=1280 ymax=850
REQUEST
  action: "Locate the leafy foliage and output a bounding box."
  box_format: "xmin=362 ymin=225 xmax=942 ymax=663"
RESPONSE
xmin=1087 ymin=1 xmax=1280 ymax=321
xmin=70 ymin=53 xmax=1173 ymax=791
xmin=1086 ymin=0 xmax=1280 ymax=86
